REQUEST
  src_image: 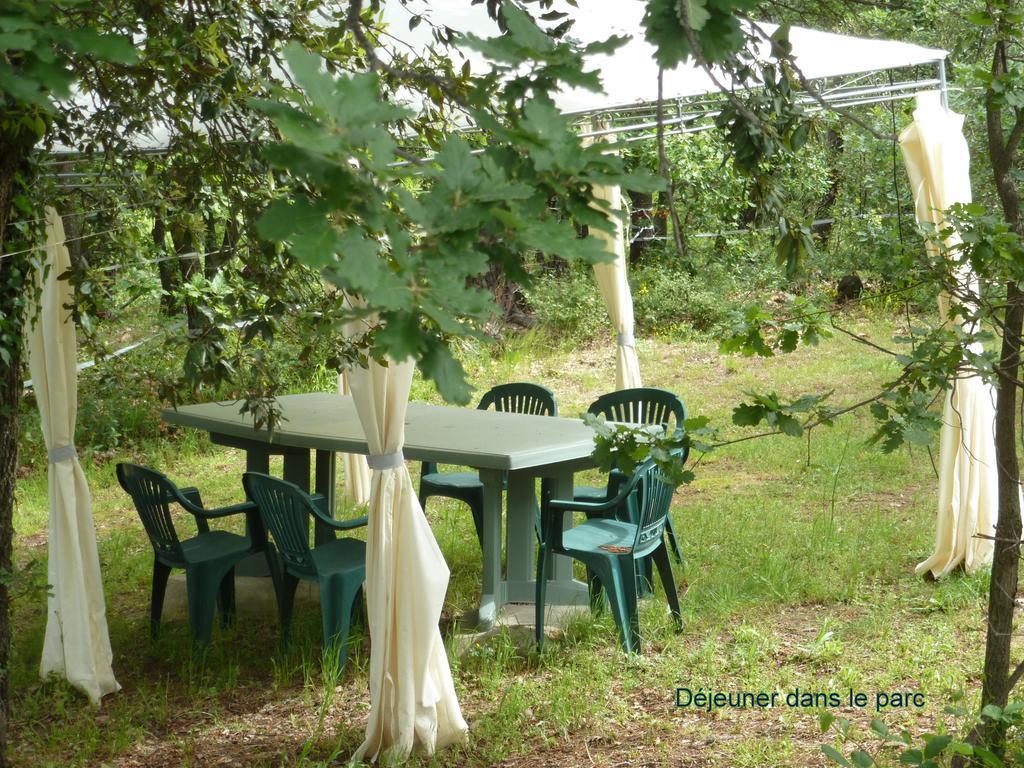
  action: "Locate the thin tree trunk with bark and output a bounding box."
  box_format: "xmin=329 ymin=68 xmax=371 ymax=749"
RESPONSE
xmin=171 ymin=220 xmax=200 ymax=331
xmin=628 ymin=189 xmax=652 ymax=264
xmin=0 ymin=342 xmax=17 ymax=768
xmin=815 ymin=128 xmax=843 ymax=248
xmin=203 ymin=212 xmax=226 ymax=280
xmin=975 ymin=16 xmax=1024 ymax=757
xmin=983 ymin=282 xmax=1024 ymax=755
xmin=0 ymin=142 xmax=32 ymax=768
xmin=152 ymin=215 xmax=179 ymax=314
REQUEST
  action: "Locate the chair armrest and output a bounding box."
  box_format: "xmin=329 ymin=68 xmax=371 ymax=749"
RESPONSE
xmin=549 ymin=496 xmax=622 ymax=516
xmin=543 ymin=469 xmax=642 ymax=548
xmin=306 ymin=494 xmax=369 ymax=531
xmin=542 ymin=497 xmax=617 ymax=550
xmin=176 ymin=487 xmax=210 ymax=532
xmin=320 ymin=514 xmax=370 ymax=531
xmin=171 ymin=482 xmax=257 ymax=520
xmin=179 ymin=487 xmax=203 ymax=507
xmin=193 ymin=501 xmax=260 ymax=519
xmin=551 ymin=466 xmax=636 ymax=514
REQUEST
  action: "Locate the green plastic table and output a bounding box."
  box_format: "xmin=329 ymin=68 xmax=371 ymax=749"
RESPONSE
xmin=162 ymin=392 xmax=596 ymax=628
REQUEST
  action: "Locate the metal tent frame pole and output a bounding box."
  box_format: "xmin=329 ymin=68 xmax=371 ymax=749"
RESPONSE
xmin=939 ymin=59 xmax=949 ymax=108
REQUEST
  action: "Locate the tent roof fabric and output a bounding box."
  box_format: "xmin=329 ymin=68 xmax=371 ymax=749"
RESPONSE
xmin=383 ymin=1 xmax=947 ymax=116
xmin=49 ymin=3 xmax=947 ymax=156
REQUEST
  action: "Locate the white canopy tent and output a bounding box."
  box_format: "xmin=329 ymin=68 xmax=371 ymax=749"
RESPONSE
xmin=900 ymin=92 xmax=1002 ymax=577
xmin=382 ymin=0 xmax=949 ymax=133
xmin=28 ymin=208 xmax=120 ymax=704
xmin=346 ymin=356 xmax=468 ymax=762
xmin=382 ymin=0 xmax=948 ymax=395
xmin=583 ymin=128 xmax=643 ymax=390
xmin=36 ymin=5 xmax=973 ymax=764
xmin=44 ymin=1 xmax=950 ymax=161
xmin=354 ymin=5 xmax=956 ymax=763
xmin=337 ymin=370 xmax=372 ymax=505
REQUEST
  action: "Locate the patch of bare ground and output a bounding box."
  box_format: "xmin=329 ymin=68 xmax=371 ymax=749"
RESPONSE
xmin=107 ymin=682 xmax=370 ymax=768
xmin=544 ymin=605 xmax=955 ymax=768
xmin=479 ymin=707 xmax=828 ymax=767
xmin=14 ymin=529 xmax=46 ymax=551
xmin=13 ymin=598 xmax=969 ymax=767
xmin=839 ymin=486 xmax=929 ymax=514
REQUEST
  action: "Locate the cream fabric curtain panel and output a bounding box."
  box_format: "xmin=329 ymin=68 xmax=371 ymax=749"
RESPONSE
xmin=899 ymin=92 xmax=999 ymax=577
xmin=347 ymin=357 xmax=467 ymax=764
xmin=591 ymin=181 xmax=643 ymax=390
xmin=585 ymin=128 xmax=643 ymax=390
xmin=28 ymin=207 xmax=119 ymax=703
xmin=337 ymin=371 xmax=371 ymax=505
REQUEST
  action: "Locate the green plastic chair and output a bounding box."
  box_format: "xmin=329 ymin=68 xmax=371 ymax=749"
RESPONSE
xmin=116 ymin=462 xmax=265 ymax=646
xmin=418 ymin=382 xmax=558 ymax=546
xmin=575 ymin=387 xmax=687 ymax=564
xmin=242 ymin=472 xmax=368 ymax=669
xmin=536 ymin=458 xmax=682 ymax=654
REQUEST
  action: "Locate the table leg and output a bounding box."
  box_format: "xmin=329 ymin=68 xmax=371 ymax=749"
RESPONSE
xmin=313 ymin=450 xmax=337 ymax=545
xmin=246 ymin=448 xmax=270 ymax=474
xmin=477 ymin=468 xmax=504 ymax=630
xmin=314 ymin=450 xmax=336 ymax=514
xmin=503 ymin=469 xmax=588 ymax=607
xmin=552 ymin=471 xmax=575 ymax=581
xmin=504 ymin=471 xmax=536 ymax=603
xmin=545 ymin=469 xmax=588 ymax=605
xmin=239 ymin=447 xmax=271 ymax=577
xmin=282 ymin=448 xmax=314 ymax=546
xmin=282 ymin=448 xmax=310 ymax=490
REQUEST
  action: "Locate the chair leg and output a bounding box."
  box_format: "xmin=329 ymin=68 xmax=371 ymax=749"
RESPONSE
xmin=278 ymin=573 xmax=300 ymax=652
xmin=536 ymin=479 xmax=551 ymax=542
xmin=636 ymin=555 xmax=654 ymax=599
xmin=185 ymin=566 xmax=220 ymax=647
xmin=587 ymin=567 xmax=604 ymax=612
xmin=665 ymin=516 xmax=683 ymax=565
xmin=150 ymin=560 xmax=172 ymax=640
xmin=349 ymin=585 xmax=366 ymax=629
xmin=217 ymin=566 xmax=236 ymax=629
xmin=619 ymin=556 xmax=641 ymax=653
xmin=264 ymin=543 xmax=283 ymax=603
xmin=652 ymin=542 xmax=682 ymax=631
xmin=320 ymin=576 xmax=362 ymax=671
xmin=583 ymin=513 xmax=606 ymax=610
xmin=535 ymin=543 xmax=549 ymax=649
xmin=591 ymin=559 xmax=638 ymax=654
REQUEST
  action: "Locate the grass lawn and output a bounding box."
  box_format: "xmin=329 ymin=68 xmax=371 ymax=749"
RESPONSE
xmin=9 ymin=309 xmax=1012 ymax=767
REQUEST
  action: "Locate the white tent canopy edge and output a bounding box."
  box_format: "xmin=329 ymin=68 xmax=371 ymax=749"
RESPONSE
xmin=382 ymin=0 xmax=949 ymax=133
xmin=45 ymin=1 xmax=948 ymax=158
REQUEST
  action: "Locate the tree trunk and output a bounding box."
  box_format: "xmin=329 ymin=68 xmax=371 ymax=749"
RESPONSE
xmin=628 ymin=189 xmax=652 ymax=264
xmin=982 ymin=282 xmax=1024 ymax=755
xmin=0 ymin=342 xmax=18 ymax=768
xmin=170 ymin=220 xmax=200 ymax=331
xmin=477 ymin=262 xmax=532 ymax=328
xmin=976 ymin=19 xmax=1024 ymax=757
xmin=814 ymin=127 xmax=843 ymax=248
xmin=152 ymin=215 xmax=179 ymax=314
xmin=203 ymin=212 xmax=228 ymax=280
xmin=0 ymin=142 xmax=32 ymax=768
xmin=55 ymin=162 xmax=87 ymax=272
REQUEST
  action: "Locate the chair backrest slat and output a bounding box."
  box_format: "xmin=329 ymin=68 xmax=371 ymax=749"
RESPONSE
xmin=243 ymin=473 xmax=317 ymax=574
xmin=630 ymin=460 xmax=677 ymax=558
xmin=116 ymin=463 xmax=185 ymax=562
xmin=587 ymin=387 xmax=688 ymax=463
xmin=478 ymin=382 xmax=558 ymax=417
